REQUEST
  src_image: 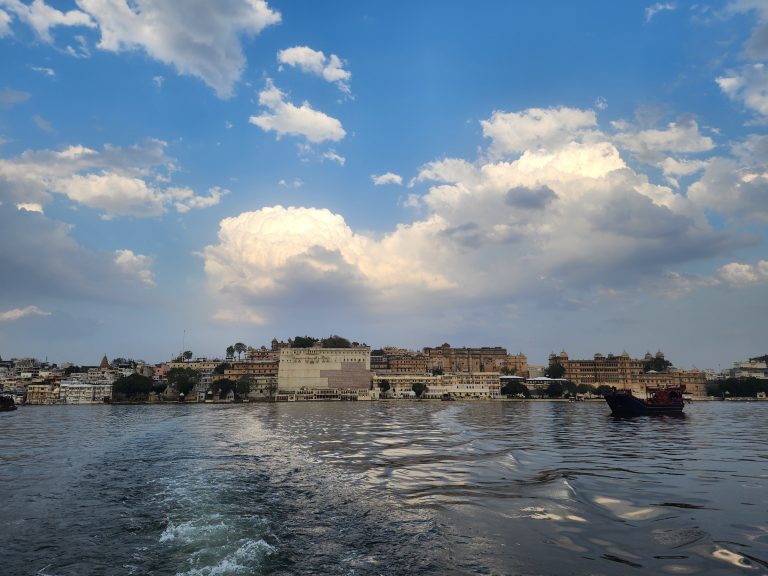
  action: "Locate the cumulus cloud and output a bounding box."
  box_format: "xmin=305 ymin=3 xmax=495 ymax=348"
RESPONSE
xmin=203 ymin=105 xmax=735 ymax=325
xmin=0 ymin=305 xmax=51 ymax=322
xmin=76 ymin=0 xmax=280 ymax=97
xmin=0 ymin=0 xmax=94 ymax=42
xmin=0 ymin=8 xmax=11 ymax=36
xmin=716 ymin=260 xmax=768 ymax=287
xmin=277 ymin=45 xmax=351 ymax=93
xmin=614 ymin=118 xmax=715 ymax=163
xmin=0 ymin=140 xmax=224 ymax=218
xmin=659 ymin=157 xmax=708 ymax=187
xmin=114 ymin=249 xmax=155 ymax=286
xmin=16 ymin=202 xmax=43 ymax=213
xmin=645 ymin=3 xmax=676 ymax=23
xmin=249 ymin=80 xmax=346 ymax=143
xmin=372 ymin=172 xmax=403 ymax=186
xmin=688 ymin=134 xmax=768 ymax=221
xmin=717 ymin=64 xmax=768 ymax=119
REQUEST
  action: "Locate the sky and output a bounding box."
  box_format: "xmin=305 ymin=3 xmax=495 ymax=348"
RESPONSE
xmin=0 ymin=0 xmax=766 ymax=370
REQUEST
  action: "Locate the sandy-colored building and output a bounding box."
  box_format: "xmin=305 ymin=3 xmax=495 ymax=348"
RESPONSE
xmin=277 ymin=347 xmax=372 ymax=399
xmin=424 ymin=345 xmax=528 ymax=376
xmin=26 ymin=382 xmax=59 ymax=405
xmin=549 ymin=351 xmax=707 ymax=397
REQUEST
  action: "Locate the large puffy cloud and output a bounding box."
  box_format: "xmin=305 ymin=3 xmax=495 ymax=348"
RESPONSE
xmin=249 ymin=80 xmax=346 ymax=143
xmin=277 ymin=46 xmax=351 ymax=94
xmin=688 ymin=134 xmax=768 ymax=221
xmin=75 ymin=0 xmax=280 ymax=97
xmin=0 ymin=140 xmax=225 ymax=217
xmin=113 ymin=249 xmax=154 ymax=286
xmin=204 ymin=106 xmax=737 ymax=325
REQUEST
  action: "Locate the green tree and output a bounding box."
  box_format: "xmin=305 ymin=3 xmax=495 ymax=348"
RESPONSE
xmin=166 ymin=367 xmax=200 ymax=396
xmin=501 ymin=380 xmax=530 ymax=398
xmin=214 ymin=362 xmax=231 ymax=375
xmin=545 ymin=362 xmax=565 ymax=379
xmin=235 ymin=377 xmax=251 ymax=400
xmin=212 ymin=378 xmax=236 ymax=397
xmin=182 ymin=350 xmax=193 ymax=362
xmin=412 ymin=382 xmax=429 ymax=398
xmin=226 ymin=345 xmax=235 ymax=359
xmin=545 ymin=381 xmax=564 ymax=398
xmin=267 ymin=379 xmax=278 ymax=401
xmin=576 ymin=383 xmax=595 ymax=396
xmin=500 ymin=366 xmax=517 ymax=376
xmin=322 ymin=334 xmax=351 ymax=348
xmin=113 ymin=373 xmax=154 ymax=399
xmin=431 ymin=367 xmax=444 ymax=376
xmin=378 ymin=379 xmax=391 ymax=395
xmin=643 ymin=356 xmax=673 ymax=372
xmin=596 ymin=385 xmax=614 ymax=396
xmin=234 ymin=342 xmax=247 ymax=360
xmin=292 ymin=336 xmax=318 ymax=348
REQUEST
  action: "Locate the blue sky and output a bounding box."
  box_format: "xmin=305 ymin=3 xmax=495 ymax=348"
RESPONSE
xmin=0 ymin=0 xmax=766 ymax=370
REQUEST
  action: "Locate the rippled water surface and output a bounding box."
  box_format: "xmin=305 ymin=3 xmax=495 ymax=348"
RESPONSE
xmin=1 ymin=401 xmax=767 ymax=575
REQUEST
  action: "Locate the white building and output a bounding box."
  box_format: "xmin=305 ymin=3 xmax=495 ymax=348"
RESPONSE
xmin=59 ymin=380 xmax=113 ymax=404
xmin=730 ymin=358 xmax=768 ymax=379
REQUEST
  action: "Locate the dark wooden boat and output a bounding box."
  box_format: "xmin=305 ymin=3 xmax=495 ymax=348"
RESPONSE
xmin=0 ymin=395 xmax=17 ymax=412
xmin=604 ymin=385 xmax=685 ymax=416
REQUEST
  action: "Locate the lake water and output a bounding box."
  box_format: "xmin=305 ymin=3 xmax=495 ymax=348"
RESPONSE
xmin=1 ymin=401 xmax=767 ymax=575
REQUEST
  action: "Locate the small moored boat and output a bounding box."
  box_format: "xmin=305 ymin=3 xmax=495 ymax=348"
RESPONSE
xmin=0 ymin=395 xmax=18 ymax=412
xmin=604 ymin=385 xmax=685 ymax=416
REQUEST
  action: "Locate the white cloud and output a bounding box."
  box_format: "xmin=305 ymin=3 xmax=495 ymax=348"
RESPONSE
xmin=15 ymin=202 xmax=43 ymax=213
xmin=114 ymin=249 xmax=155 ymax=286
xmin=480 ymin=107 xmax=598 ymax=156
xmin=659 ymin=157 xmax=708 ymax=187
xmin=204 ymin=105 xmax=732 ymax=325
xmin=0 ymin=305 xmax=51 ymax=322
xmin=152 ymin=75 xmax=163 ymax=88
xmin=717 ymin=64 xmax=768 ymax=119
xmin=249 ymin=79 xmax=346 ymax=143
xmin=76 ymin=0 xmax=280 ymax=98
xmin=0 ymin=8 xmax=11 ymax=37
xmin=645 ymin=3 xmax=676 ymax=23
xmin=322 ymin=149 xmax=345 ymax=165
xmin=278 ymin=178 xmax=303 ymax=188
xmin=716 ymin=260 xmax=768 ymax=287
xmin=211 ymin=308 xmax=267 ymax=325
xmin=31 ymin=66 xmax=55 ymax=77
xmin=614 ymin=118 xmax=715 ymax=163
xmin=32 ymin=114 xmax=54 ymax=132
xmin=0 ymin=0 xmax=94 ymax=42
xmin=0 ymin=88 xmax=30 ymax=105
xmin=0 ymin=140 xmax=224 ymax=218
xmin=372 ymin=172 xmax=403 ymax=186
xmin=688 ymin=134 xmax=768 ymax=221
xmin=277 ymin=46 xmax=351 ymax=93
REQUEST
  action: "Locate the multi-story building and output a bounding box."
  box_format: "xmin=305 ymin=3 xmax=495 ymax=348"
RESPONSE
xmin=372 ymin=374 xmax=441 ymax=398
xmin=26 ymin=382 xmax=59 ymax=404
xmin=372 ymin=372 xmax=501 ymax=399
xmin=277 ymin=347 xmax=373 ymax=399
xmin=730 ymin=356 xmax=768 ymax=380
xmin=549 ymin=351 xmax=707 ymax=397
xmin=424 ymin=345 xmax=528 ymax=376
xmin=59 ymin=381 xmax=112 ymax=404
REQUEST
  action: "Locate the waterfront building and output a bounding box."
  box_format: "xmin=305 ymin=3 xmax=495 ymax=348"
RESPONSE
xmin=220 ymin=359 xmax=279 ymax=381
xmin=59 ymin=381 xmax=112 ymax=404
xmin=26 ymin=382 xmax=59 ymax=405
xmin=730 ymin=356 xmax=768 ymax=380
xmin=277 ymin=347 xmax=373 ymax=400
xmin=423 ymin=344 xmax=528 ymax=376
xmin=372 ymin=374 xmax=441 ymax=398
xmin=549 ymin=351 xmax=707 ymax=396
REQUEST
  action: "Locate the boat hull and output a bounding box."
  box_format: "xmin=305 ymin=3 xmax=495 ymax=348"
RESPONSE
xmin=604 ymin=392 xmax=684 ymax=416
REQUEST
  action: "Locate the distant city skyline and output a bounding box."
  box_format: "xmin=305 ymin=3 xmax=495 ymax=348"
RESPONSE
xmin=0 ymin=1 xmax=766 ymax=369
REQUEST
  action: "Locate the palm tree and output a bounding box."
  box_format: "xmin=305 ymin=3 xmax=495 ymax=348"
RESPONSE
xmin=234 ymin=342 xmax=246 ymax=360
xmin=226 ymin=345 xmax=235 ymax=360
